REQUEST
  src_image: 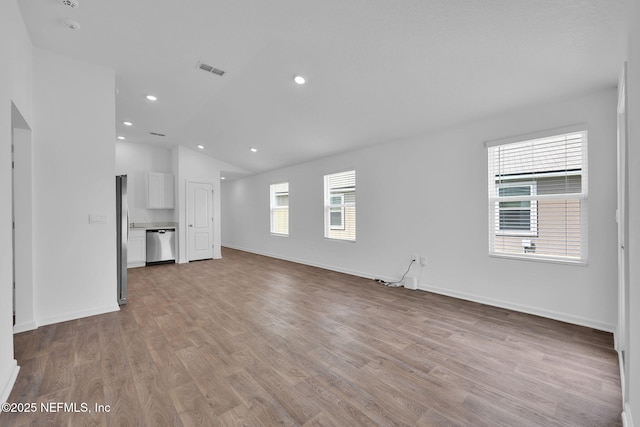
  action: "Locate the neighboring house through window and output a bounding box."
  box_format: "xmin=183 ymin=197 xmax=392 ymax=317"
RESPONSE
xmin=329 ymin=194 xmax=345 ymax=230
xmin=324 ymin=170 xmax=356 ymax=241
xmin=270 ymin=182 xmax=289 ymax=235
xmin=487 ymin=129 xmax=587 ymax=263
xmin=497 ymin=182 xmax=538 ymax=236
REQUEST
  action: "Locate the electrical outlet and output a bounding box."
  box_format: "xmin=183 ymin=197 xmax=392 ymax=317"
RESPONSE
xmin=420 ymin=256 xmax=427 ymax=266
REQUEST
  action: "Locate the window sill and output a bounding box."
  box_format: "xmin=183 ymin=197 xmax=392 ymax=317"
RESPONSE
xmin=270 ymin=233 xmax=289 ymax=237
xmin=324 ymin=237 xmax=356 ymax=243
xmin=489 ymin=252 xmax=587 ymax=266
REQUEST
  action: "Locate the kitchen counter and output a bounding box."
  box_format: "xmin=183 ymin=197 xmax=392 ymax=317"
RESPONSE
xmin=130 ymin=222 xmax=177 ymax=230
xmin=128 ymin=223 xmax=178 ymax=268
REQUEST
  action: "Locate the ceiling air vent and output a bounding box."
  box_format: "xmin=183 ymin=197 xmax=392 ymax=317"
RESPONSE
xmin=196 ymin=61 xmax=225 ymax=77
xmin=149 ymin=132 xmax=165 ymax=137
xmin=60 ymin=0 xmax=80 ymax=9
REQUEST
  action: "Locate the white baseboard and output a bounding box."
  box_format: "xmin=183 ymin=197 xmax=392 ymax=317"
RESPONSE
xmin=419 ymin=282 xmax=616 ymax=332
xmin=622 ymin=402 xmax=634 ymax=427
xmin=36 ymin=304 xmax=120 ymax=328
xmin=223 ymin=245 xmax=615 ymax=332
xmin=0 ymin=360 xmax=20 ymax=404
xmin=615 ymin=331 xmax=627 ymax=401
xmin=223 ymin=245 xmax=397 ymax=283
xmin=13 ymin=321 xmax=37 ymax=334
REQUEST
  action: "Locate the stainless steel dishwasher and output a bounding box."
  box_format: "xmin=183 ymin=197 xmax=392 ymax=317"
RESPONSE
xmin=146 ymin=229 xmax=176 ymax=265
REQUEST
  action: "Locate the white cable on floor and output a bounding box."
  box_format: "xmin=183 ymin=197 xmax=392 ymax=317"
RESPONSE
xmin=375 ymin=259 xmax=416 ymax=287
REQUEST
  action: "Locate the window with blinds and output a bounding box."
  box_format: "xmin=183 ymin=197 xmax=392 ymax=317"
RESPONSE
xmin=270 ymin=182 xmax=289 ymax=235
xmin=487 ymin=130 xmax=587 ymax=263
xmin=324 ymin=170 xmax=356 ymax=241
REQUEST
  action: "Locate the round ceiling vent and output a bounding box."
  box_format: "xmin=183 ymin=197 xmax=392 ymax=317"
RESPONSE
xmin=59 ymin=0 xmax=80 ymax=8
xmin=63 ymin=19 xmax=81 ymax=30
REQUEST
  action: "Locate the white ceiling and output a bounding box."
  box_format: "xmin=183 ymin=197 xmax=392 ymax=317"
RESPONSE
xmin=18 ymin=0 xmax=627 ymax=175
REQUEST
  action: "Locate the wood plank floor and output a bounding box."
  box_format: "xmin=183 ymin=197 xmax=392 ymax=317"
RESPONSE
xmin=2 ymin=248 xmax=622 ymax=426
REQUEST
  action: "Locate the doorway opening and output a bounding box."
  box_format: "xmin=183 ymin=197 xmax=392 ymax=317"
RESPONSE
xmin=11 ymin=102 xmax=35 ymax=333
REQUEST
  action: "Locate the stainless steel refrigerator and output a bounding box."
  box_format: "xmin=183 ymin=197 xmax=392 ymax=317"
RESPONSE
xmin=116 ymin=175 xmax=128 ymax=305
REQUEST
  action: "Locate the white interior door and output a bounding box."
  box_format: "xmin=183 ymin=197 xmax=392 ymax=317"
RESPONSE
xmin=616 ymin=62 xmax=629 ymax=401
xmin=187 ymin=181 xmax=213 ymax=261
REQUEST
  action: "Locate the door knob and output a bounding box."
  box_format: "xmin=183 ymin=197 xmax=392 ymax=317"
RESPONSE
xmin=189 ymin=224 xmax=193 ymax=227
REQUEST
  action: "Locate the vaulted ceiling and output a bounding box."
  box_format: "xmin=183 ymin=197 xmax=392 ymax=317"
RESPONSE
xmin=18 ymin=0 xmax=627 ymax=175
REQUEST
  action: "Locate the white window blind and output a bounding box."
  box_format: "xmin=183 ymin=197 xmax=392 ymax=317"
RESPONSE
xmin=270 ymin=182 xmax=289 ymax=235
xmin=324 ymin=170 xmax=356 ymax=241
xmin=488 ymin=130 xmax=588 ymax=263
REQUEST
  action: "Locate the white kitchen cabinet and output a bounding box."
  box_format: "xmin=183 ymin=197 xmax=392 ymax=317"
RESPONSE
xmin=147 ymin=172 xmax=174 ymax=209
xmin=128 ymin=229 xmax=146 ymax=268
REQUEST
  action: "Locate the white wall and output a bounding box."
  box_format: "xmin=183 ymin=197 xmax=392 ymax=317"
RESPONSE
xmin=222 ymin=88 xmax=618 ymax=331
xmin=32 ymin=48 xmax=119 ymax=326
xmin=172 ymin=146 xmax=246 ymax=262
xmin=0 ymin=0 xmax=33 ymax=403
xmin=625 ymin=0 xmax=639 ymax=424
xmin=115 ymin=142 xmax=175 ymax=224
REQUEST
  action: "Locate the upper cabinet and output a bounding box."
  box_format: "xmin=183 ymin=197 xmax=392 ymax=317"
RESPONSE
xmin=147 ymin=172 xmax=174 ymax=209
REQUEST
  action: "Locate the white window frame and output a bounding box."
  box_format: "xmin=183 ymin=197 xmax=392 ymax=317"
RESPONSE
xmin=269 ymin=182 xmax=289 ymax=236
xmin=486 ymin=125 xmax=588 ymax=265
xmin=324 ymin=170 xmax=356 ymax=241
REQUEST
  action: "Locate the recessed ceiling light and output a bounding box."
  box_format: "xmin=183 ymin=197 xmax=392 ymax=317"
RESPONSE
xmin=221 ymin=176 xmax=226 ymax=180
xmin=63 ymin=19 xmax=81 ymax=30
xmin=146 ymin=95 xmax=157 ymax=101
xmin=293 ymin=75 xmax=306 ymax=85
xmin=250 ymin=147 xmax=258 ymax=153
xmin=117 ymin=136 xmax=125 ymax=140
xmin=197 ymin=145 xmax=205 ymax=149
xmin=123 ymin=121 xmax=132 ymax=126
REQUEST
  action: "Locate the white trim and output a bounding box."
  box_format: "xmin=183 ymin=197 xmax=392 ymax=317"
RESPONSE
xmin=222 ymin=245 xmax=613 ymax=332
xmin=488 ymin=129 xmax=588 ymax=264
xmin=622 ymin=402 xmax=634 ymax=427
xmin=483 ymin=123 xmax=588 ymax=148
xmin=269 ymin=182 xmax=289 ymax=235
xmin=418 ymin=281 xmax=615 ymax=332
xmin=617 ymin=341 xmax=626 ymax=409
xmin=488 ymin=252 xmax=588 ymax=266
xmin=224 ymin=244 xmax=383 ymax=281
xmin=618 ymin=62 xmax=627 ymax=114
xmin=616 ymin=61 xmax=629 ymax=405
xmin=322 ymin=237 xmax=357 ymax=243
xmin=13 ymin=320 xmax=37 ymax=334
xmin=36 ymin=304 xmax=120 ymax=328
xmin=0 ymin=360 xmax=20 ymax=404
xmin=324 ymin=170 xmax=356 ymax=240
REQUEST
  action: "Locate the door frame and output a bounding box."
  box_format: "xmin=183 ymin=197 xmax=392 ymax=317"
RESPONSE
xmin=11 ymin=102 xmax=36 ymax=333
xmin=616 ymin=62 xmax=629 ymax=403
